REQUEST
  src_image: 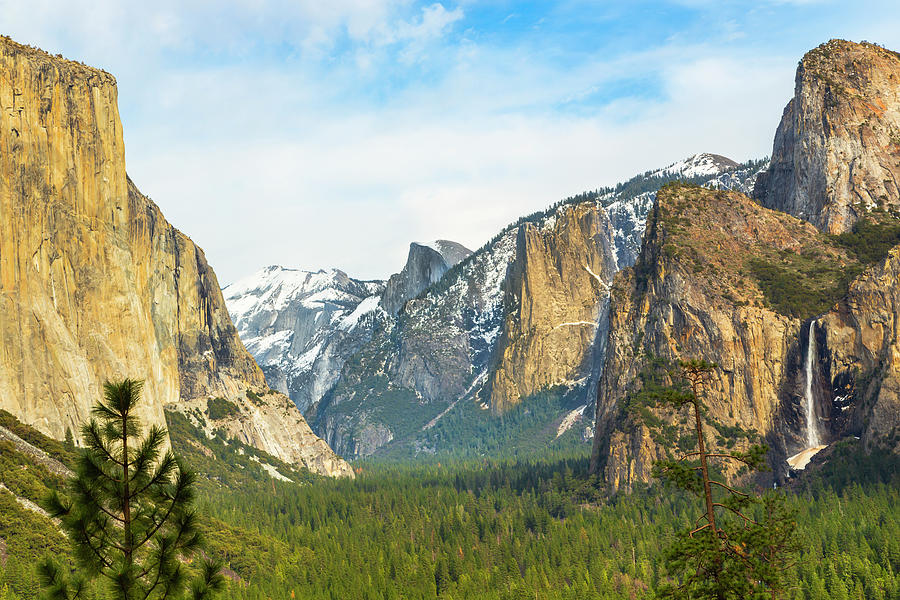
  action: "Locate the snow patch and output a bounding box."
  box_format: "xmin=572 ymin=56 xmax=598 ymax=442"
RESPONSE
xmin=339 ymin=295 xmax=381 ymax=332
xmin=555 ymin=404 xmax=587 ymax=439
xmin=786 ymin=445 xmax=828 ymax=471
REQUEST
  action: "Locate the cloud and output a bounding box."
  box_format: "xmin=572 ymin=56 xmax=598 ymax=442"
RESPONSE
xmin=3 ymin=0 xmax=900 ymax=284
xmin=125 ymin=44 xmax=794 ymax=283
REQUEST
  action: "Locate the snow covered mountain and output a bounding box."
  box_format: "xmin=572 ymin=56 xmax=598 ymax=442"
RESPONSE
xmin=226 ymin=154 xmax=766 ymax=459
xmin=224 ymin=267 xmax=385 ymax=412
xmin=224 ymin=239 xmax=473 ymax=414
xmin=307 ymin=154 xmax=767 ymax=458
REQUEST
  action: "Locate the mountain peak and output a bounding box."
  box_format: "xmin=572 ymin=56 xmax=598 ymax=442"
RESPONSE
xmin=411 ymin=240 xmax=473 ymax=268
xmin=657 ymin=153 xmax=739 ymax=179
xmin=379 ymin=239 xmax=473 ymax=315
xmin=754 ymin=38 xmax=900 ymax=233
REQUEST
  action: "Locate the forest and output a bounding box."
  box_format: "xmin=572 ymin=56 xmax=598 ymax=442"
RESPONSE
xmin=0 ymin=407 xmax=898 ymax=600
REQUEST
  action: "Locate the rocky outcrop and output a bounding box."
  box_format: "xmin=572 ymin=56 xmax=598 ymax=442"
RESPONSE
xmin=0 ymin=37 xmax=351 ymax=477
xmin=380 ymin=240 xmax=471 ymax=315
xmin=489 ymin=204 xmax=617 ymax=412
xmin=819 ymin=245 xmax=900 ymax=451
xmin=166 ymin=394 xmax=355 ymax=478
xmin=754 ymin=40 xmax=900 ymax=233
xmin=589 ymin=185 xmax=863 ymax=489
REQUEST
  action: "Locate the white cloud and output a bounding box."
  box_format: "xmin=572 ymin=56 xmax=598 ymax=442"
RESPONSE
xmin=124 ymin=46 xmax=794 ymax=283
xmin=4 ymin=1 xmax=900 ymax=284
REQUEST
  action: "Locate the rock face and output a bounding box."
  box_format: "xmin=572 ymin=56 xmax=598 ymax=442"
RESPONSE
xmin=0 ymin=37 xmax=352 ymax=478
xmin=305 ymin=156 xmax=762 ymax=457
xmin=754 ymin=38 xmax=900 ymax=454
xmin=224 ymin=266 xmax=384 ymax=413
xmin=488 ymin=205 xmax=617 ymax=412
xmin=591 ymin=184 xmax=900 ymax=490
xmin=380 ymin=240 xmax=472 ymax=315
xmin=589 ymin=185 xmax=861 ymax=489
xmin=754 ymin=40 xmax=900 ymax=233
xmin=819 ymin=246 xmax=900 ymax=452
xmin=593 ymin=40 xmax=900 ymax=489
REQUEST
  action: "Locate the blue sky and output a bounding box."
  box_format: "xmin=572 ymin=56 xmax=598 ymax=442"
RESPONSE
xmin=3 ymin=0 xmax=900 ymax=282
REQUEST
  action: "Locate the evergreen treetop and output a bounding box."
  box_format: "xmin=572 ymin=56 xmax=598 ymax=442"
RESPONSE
xmin=41 ymin=379 xmax=224 ymax=600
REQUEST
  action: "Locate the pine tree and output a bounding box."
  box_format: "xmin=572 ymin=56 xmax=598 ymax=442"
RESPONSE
xmin=628 ymin=358 xmax=800 ymax=599
xmin=40 ymin=379 xmax=224 ymax=600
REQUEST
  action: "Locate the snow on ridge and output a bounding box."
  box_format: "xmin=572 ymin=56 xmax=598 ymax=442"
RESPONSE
xmin=655 ymin=153 xmax=738 ymax=179
xmin=243 ymin=329 xmax=293 ymax=362
xmin=339 ymin=295 xmax=382 ymax=332
xmin=225 ymin=264 xmax=385 ymax=328
xmin=412 ymin=239 xmax=473 ymax=267
xmin=416 ymin=240 xmax=444 ymax=253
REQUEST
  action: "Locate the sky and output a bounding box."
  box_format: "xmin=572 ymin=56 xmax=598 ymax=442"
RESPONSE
xmin=3 ymin=1 xmax=900 ymax=283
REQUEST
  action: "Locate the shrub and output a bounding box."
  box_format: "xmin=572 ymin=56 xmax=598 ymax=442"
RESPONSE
xmin=207 ymin=397 xmax=241 ymax=420
xmin=831 ymin=216 xmax=900 ymax=264
xmin=748 ymin=256 xmax=861 ymax=319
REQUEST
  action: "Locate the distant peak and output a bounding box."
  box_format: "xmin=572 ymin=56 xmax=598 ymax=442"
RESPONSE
xmin=659 ymin=153 xmax=739 ymax=179
xmin=411 ymin=240 xmax=473 ymax=268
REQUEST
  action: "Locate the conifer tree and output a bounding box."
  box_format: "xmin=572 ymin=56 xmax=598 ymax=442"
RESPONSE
xmin=628 ymin=358 xmax=800 ymax=599
xmin=40 ymin=379 xmax=224 ymax=600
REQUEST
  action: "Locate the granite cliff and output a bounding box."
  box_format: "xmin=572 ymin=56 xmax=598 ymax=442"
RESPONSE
xmin=589 ymin=185 xmax=868 ymax=488
xmin=0 ymin=37 xmax=352 ymax=477
xmin=381 ymin=240 xmax=472 ymax=315
xmin=755 ymin=39 xmax=900 ymax=233
xmin=302 ymin=156 xmax=762 ymax=458
xmin=592 ymin=40 xmax=900 ymax=489
xmin=488 ymin=204 xmax=617 ymax=413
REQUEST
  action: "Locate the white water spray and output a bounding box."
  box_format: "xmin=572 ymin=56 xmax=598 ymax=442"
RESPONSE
xmin=804 ymin=321 xmax=821 ymax=448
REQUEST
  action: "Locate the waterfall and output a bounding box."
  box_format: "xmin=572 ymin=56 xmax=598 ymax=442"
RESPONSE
xmin=804 ymin=321 xmax=820 ymax=448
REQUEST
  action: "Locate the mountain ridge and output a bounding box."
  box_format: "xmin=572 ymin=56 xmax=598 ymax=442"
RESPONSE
xmin=232 ymin=154 xmax=763 ymax=458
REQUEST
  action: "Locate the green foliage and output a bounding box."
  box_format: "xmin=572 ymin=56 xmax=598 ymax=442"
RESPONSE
xmin=0 ymin=401 xmax=898 ymax=599
xmin=831 ymin=216 xmax=900 ymax=264
xmin=205 ymin=397 xmax=240 ymax=421
xmin=165 ymin=410 xmax=315 ymax=489
xmin=748 ymin=253 xmax=861 ymax=319
xmin=376 ymin=386 xmax=588 ymax=463
xmin=0 ymin=491 xmax=71 ymax=599
xmin=0 ymin=410 xmax=80 ymax=466
xmin=0 ymin=441 xmax=68 ymax=503
xmin=188 ymin=450 xmax=898 ymax=600
xmin=40 ymin=379 xmax=224 ymax=600
xmin=243 ymin=390 xmax=264 ymax=407
xmin=747 ymin=214 xmax=900 ymax=322
xmin=628 ymin=359 xmax=800 ymax=599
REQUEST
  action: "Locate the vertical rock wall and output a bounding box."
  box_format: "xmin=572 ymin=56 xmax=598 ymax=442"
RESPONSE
xmin=0 ymin=37 xmax=352 ymax=477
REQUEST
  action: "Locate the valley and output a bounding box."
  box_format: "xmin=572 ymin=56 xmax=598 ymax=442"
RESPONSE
xmin=0 ymin=20 xmax=898 ymax=600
